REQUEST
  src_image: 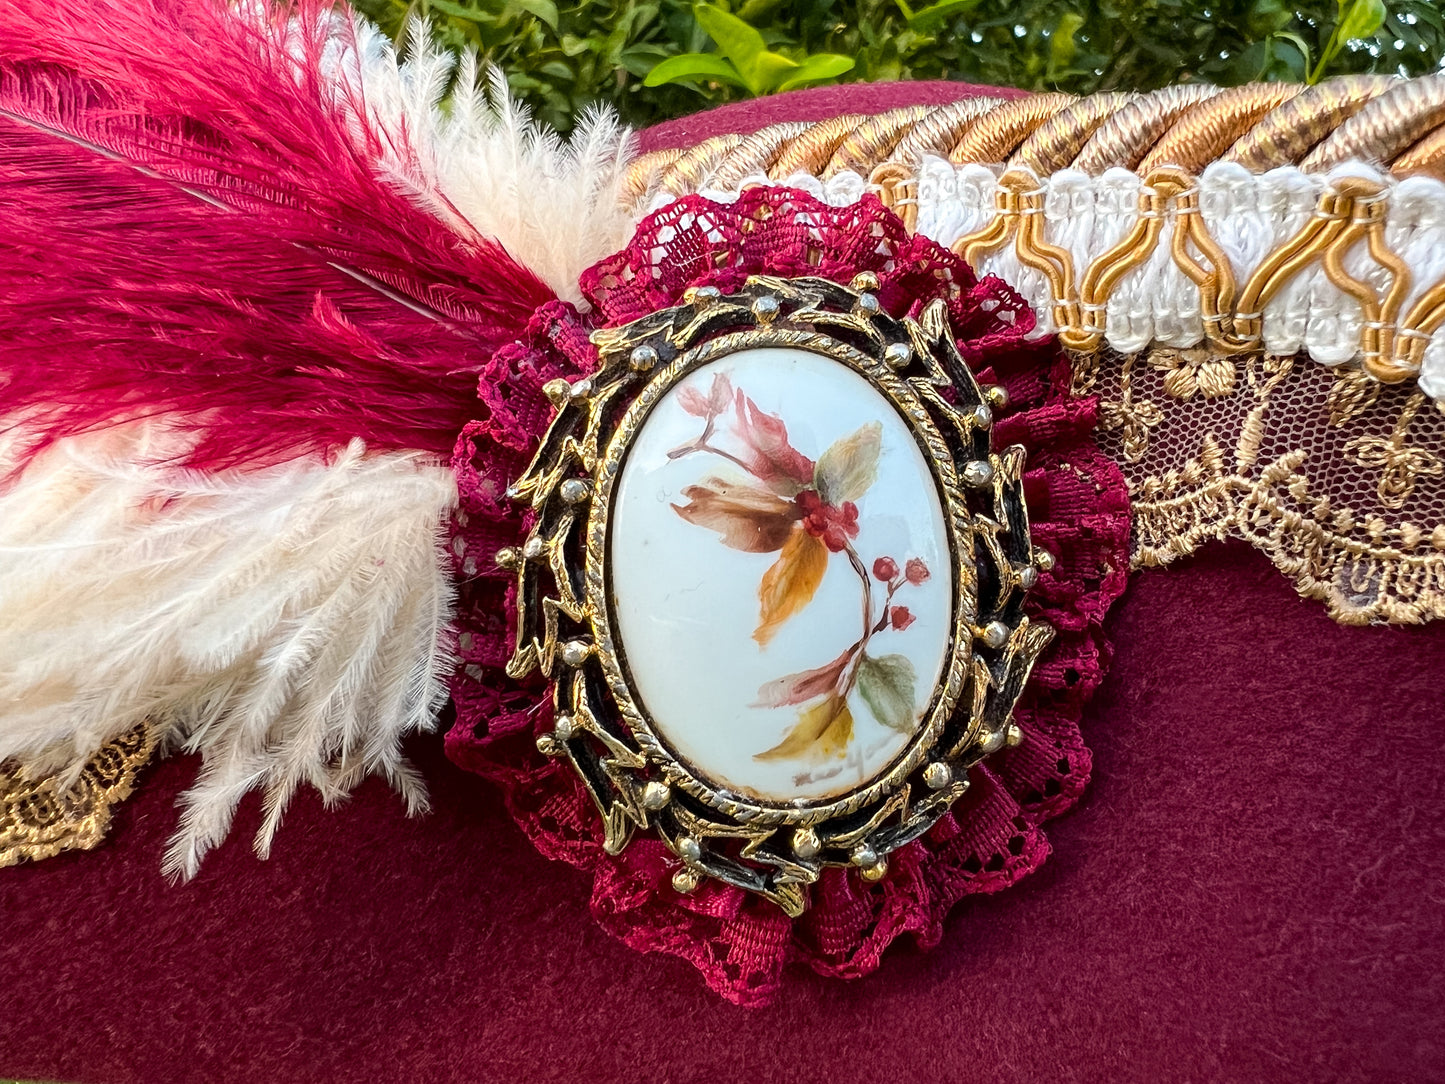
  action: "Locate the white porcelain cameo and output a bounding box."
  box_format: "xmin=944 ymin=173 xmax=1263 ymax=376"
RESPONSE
xmin=505 ymin=274 xmax=1047 ymax=911
xmin=610 ymin=347 xmax=953 ymax=803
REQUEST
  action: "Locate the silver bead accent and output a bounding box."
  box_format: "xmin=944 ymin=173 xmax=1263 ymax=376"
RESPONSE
xmin=641 ymin=781 xmax=671 ymax=811
xmin=568 ymin=378 xmax=594 ymax=401
xmin=629 ymin=344 xmax=659 ymax=371
xmin=979 ymin=620 xmax=1010 ymax=649
xmin=792 ymin=827 xmax=821 ymax=859
xmin=560 ymin=640 xmax=591 ymax=668
xmin=883 ymin=341 xmax=912 ymax=370
xmin=522 ymin=536 xmax=546 ymax=560
xmin=850 ymin=271 xmax=880 ymax=292
xmin=962 ymin=460 xmax=995 ymax=488
xmin=1006 ymin=722 xmax=1024 ymax=747
xmin=984 ymin=384 xmax=1010 ymax=410
xmin=979 ymin=728 xmax=1007 ymax=754
xmin=751 ymin=295 xmax=780 ymax=322
xmin=687 ymin=285 xmax=721 ymax=307
xmin=672 ymin=867 xmax=701 ymax=894
xmin=855 ymin=292 xmax=881 ymax=316
xmin=972 ymin=403 xmax=993 ymax=428
xmin=559 ymin=478 xmax=591 ymax=504
xmin=1018 ymin=565 xmax=1040 ymax=590
xmin=850 ymin=843 xmax=878 ymax=868
xmin=677 ymin=836 xmax=703 ymax=863
xmin=552 ymin=713 xmax=576 ymax=740
xmin=922 ymin=761 xmax=953 ymax=790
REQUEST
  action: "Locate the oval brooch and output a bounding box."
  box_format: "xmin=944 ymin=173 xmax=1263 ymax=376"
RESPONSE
xmin=501 ymin=273 xmax=1052 ymax=914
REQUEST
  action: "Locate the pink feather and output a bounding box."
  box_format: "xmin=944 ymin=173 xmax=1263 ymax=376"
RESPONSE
xmin=0 ymin=0 xmax=555 ymax=470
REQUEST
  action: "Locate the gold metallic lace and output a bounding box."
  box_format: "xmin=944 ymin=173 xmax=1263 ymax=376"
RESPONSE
xmin=0 ymin=722 xmax=158 ymax=866
xmin=1076 ymin=346 xmax=1445 ymax=623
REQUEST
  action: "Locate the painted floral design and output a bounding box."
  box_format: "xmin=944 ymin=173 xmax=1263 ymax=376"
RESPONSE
xmin=670 ymin=371 xmax=931 ymax=762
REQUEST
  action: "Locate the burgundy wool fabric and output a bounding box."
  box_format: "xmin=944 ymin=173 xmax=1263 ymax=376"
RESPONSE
xmin=2 ymin=82 xmax=1444 ymax=1082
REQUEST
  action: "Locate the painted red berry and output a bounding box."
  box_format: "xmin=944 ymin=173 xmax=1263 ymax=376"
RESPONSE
xmin=890 ymin=605 xmax=916 ymax=631
xmin=872 ymin=556 xmax=899 ymax=581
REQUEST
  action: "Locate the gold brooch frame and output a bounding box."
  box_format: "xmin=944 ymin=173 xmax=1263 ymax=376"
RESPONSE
xmin=501 ymin=274 xmax=1052 ymax=914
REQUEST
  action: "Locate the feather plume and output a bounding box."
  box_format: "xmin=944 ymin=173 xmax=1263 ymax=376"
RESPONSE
xmin=326 ymin=19 xmax=638 ymax=300
xmin=0 ymin=0 xmax=555 ymax=472
xmin=0 ymin=424 xmax=457 ymax=878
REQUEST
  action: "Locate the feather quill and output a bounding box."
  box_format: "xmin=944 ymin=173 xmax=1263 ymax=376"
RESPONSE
xmin=0 ymin=0 xmax=555 ymax=471
xmin=0 ymin=425 xmax=457 ymax=878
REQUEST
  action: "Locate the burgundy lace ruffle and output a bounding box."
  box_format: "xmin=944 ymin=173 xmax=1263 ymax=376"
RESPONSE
xmin=444 ymin=189 xmax=1131 ymax=1006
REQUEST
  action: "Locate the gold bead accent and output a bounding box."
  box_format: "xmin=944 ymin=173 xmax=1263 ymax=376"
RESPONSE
xmin=641 ymin=781 xmax=670 ymax=812
xmin=672 ymin=867 xmax=701 ymax=894
xmin=1006 ymin=723 xmax=1024 ymax=747
xmin=859 ymin=858 xmax=888 ymax=882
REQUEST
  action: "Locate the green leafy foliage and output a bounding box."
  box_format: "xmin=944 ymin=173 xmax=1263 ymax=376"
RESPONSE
xmin=644 ymin=5 xmax=854 ymax=95
xmin=348 ymin=0 xmax=1445 ymax=131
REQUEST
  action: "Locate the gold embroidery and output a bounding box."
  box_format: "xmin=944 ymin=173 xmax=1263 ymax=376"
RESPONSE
xmin=0 ymin=722 xmax=159 ymax=866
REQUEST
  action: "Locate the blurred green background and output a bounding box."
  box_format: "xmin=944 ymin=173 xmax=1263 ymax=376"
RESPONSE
xmin=350 ymin=0 xmax=1445 ymax=131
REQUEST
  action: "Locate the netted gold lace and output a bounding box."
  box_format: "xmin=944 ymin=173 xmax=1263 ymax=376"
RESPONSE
xmin=1074 ymin=346 xmax=1445 ymax=623
xmin=0 ymin=721 xmax=158 ymax=865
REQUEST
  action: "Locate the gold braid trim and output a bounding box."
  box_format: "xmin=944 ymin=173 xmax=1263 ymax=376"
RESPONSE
xmin=1 ymin=722 xmax=159 ymax=866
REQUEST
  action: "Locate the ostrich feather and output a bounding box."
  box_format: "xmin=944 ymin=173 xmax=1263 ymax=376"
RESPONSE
xmin=327 ymin=20 xmax=638 ymax=301
xmin=0 ymin=0 xmax=555 ymax=472
xmin=0 ymin=425 xmax=457 ymax=878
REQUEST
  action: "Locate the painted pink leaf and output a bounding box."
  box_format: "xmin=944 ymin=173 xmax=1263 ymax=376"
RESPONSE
xmin=672 ymin=476 xmax=801 ymax=553
xmin=676 ymin=372 xmax=733 ymax=419
xmin=905 ymin=557 xmax=930 ymax=585
xmin=813 ymin=422 xmax=881 ymax=505
xmin=733 ymin=391 xmax=815 ymax=495
xmin=751 ymin=647 xmax=852 ymax=709
xmin=890 ymin=605 xmax=916 ymax=631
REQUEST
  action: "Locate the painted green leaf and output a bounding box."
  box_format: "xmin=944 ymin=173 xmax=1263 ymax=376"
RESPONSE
xmin=643 ymin=52 xmax=749 ymax=88
xmin=856 ymin=652 xmax=918 ymax=734
xmin=776 ymin=53 xmax=856 ymax=92
xmin=813 ymin=421 xmax=881 ymax=505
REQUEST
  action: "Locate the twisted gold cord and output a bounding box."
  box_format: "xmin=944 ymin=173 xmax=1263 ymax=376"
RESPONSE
xmin=1138 ymin=83 xmax=1301 ymax=174
xmin=1303 ymin=73 xmax=1445 ymax=171
xmin=1223 ymin=75 xmax=1395 ymax=169
xmin=1073 ymin=84 xmax=1225 ymax=173
xmin=947 ymin=93 xmax=1076 ymax=163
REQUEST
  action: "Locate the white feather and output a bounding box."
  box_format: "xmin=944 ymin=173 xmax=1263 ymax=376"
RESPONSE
xmin=321 ymin=15 xmax=639 ymax=302
xmin=0 ymin=424 xmax=458 ymax=878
